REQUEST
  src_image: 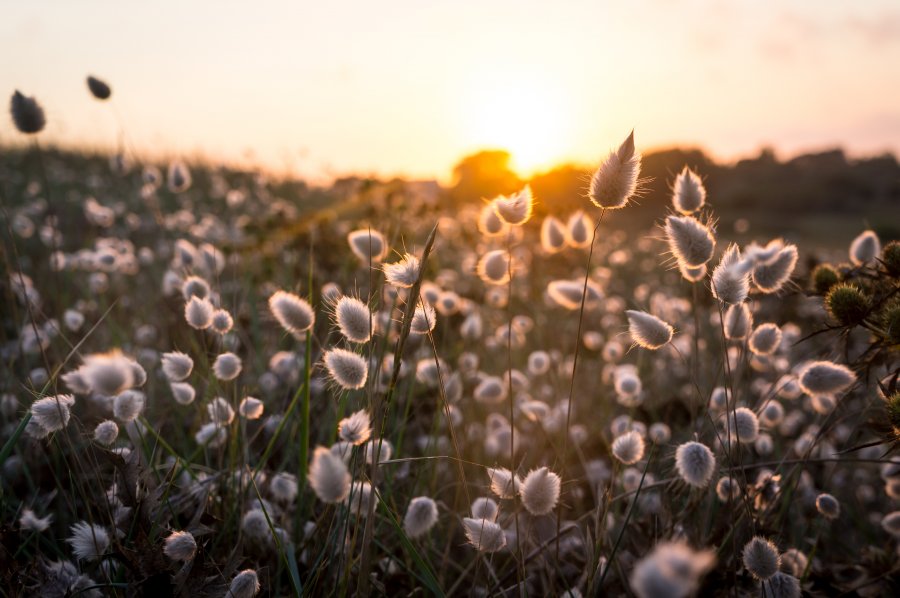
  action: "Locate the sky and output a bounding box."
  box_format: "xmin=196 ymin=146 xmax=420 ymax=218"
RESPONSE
xmin=2 ymin=0 xmax=900 ymax=183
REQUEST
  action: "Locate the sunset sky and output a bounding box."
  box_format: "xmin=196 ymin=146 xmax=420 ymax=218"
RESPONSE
xmin=3 ymin=0 xmax=899 ymax=182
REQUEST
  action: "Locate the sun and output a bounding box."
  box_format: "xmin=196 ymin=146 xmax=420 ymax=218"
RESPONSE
xmin=461 ymin=77 xmax=571 ymax=175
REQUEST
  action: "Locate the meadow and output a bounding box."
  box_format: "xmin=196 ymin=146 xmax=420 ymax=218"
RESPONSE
xmin=1 ymin=83 xmax=899 ymax=597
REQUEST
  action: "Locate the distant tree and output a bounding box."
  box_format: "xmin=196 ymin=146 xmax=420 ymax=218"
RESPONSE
xmin=448 ymin=150 xmax=521 ymax=205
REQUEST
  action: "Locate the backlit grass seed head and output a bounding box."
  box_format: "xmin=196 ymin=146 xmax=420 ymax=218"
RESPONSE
xmin=269 ymin=290 xmax=315 ymax=337
xmin=675 ymin=441 xmax=716 ymax=488
xmin=716 ymin=476 xmax=740 ymax=502
xmin=403 ymin=496 xmax=439 ymax=538
xmin=520 ymin=467 xmax=561 ymax=515
xmin=338 ymin=409 xmax=372 ymax=445
xmin=213 ymin=352 xmax=242 ymax=381
xmin=30 ymin=394 xmax=75 ymax=433
xmin=629 ymin=540 xmax=716 ymax=598
xmin=345 ymin=481 xmax=375 ymax=517
xmin=19 ymin=509 xmax=52 ymax=532
xmin=308 ymin=446 xmax=351 ymax=503
xmin=170 ymin=382 xmax=196 ymax=405
xmin=93 ymin=420 xmax=118 ymax=446
xmin=163 ymin=530 xmax=197 ymax=562
xmin=207 ymin=397 xmax=235 ymax=425
xmin=881 ymin=511 xmax=900 ymax=537
xmin=269 ymin=472 xmax=298 ymax=503
xmin=239 ymin=397 xmax=264 ymax=420
xmin=780 ymin=549 xmax=808 ymax=577
xmin=477 ymin=250 xmax=510 ymax=285
xmin=113 ymin=390 xmax=145 ymax=422
xmin=161 ymin=351 xmax=193 ymax=382
xmin=825 ymin=283 xmax=868 ymax=326
xmin=742 ymin=536 xmax=780 ymax=581
xmin=323 ymin=348 xmax=368 ymax=390
xmin=541 ymin=216 xmax=567 ymax=253
xmin=547 ymin=279 xmax=603 ymax=310
xmin=478 ymin=203 xmax=509 ymax=237
xmin=347 ymin=229 xmax=389 ymax=263
xmin=764 ymin=572 xmax=801 ymax=598
xmin=649 ymin=422 xmax=671 ymax=444
xmin=527 ymin=351 xmax=551 ymax=376
xmin=167 ymin=160 xmax=192 ymax=193
xmin=410 ymin=302 xmax=437 ymax=334
xmin=665 ymin=215 xmax=716 ymax=268
xmin=749 ymin=323 xmax=782 ymax=355
xmin=384 ymin=253 xmax=421 ymax=288
xmin=711 ymin=244 xmax=751 ymax=304
xmin=678 ymin=261 xmax=707 ymax=283
xmin=228 ymin=569 xmax=260 ymax=598
xmin=195 ymin=422 xmax=227 ymax=447
xmin=474 ymin=376 xmax=507 ymax=404
xmin=462 ymin=517 xmax=507 ymax=552
xmin=626 ymin=310 xmax=674 ymax=350
xmin=589 ymin=130 xmax=641 ymax=209
xmin=615 ymin=369 xmax=642 ymax=398
xmin=612 ymin=430 xmax=645 ymax=465
xmin=67 ymin=522 xmax=110 ymax=561
xmin=80 ymin=350 xmax=146 ymax=396
xmin=723 ymin=302 xmax=753 ymax=340
xmin=471 ymin=497 xmax=499 ymax=521
xmin=487 ymin=467 xmax=521 ymax=499
xmin=241 ymin=509 xmax=269 ymax=540
xmin=849 ymin=230 xmax=880 ymax=266
xmin=798 ymin=361 xmax=855 ymax=396
xmin=566 ymin=211 xmax=593 ymax=248
xmin=211 ymin=309 xmax=233 ymax=334
xmin=181 ymin=275 xmax=210 ymax=300
xmin=728 ymin=407 xmax=759 ymax=443
xmin=493 ymin=185 xmax=534 ymax=225
xmin=185 ymin=296 xmax=214 ymax=329
xmin=815 ymin=493 xmax=840 ymax=519
xmin=10 ymin=90 xmax=46 ymax=134
xmin=86 ymin=75 xmax=112 ymax=100
xmin=335 ymin=295 xmax=372 ymax=343
xmin=752 ymin=244 xmax=797 ymax=293
xmin=672 ymin=166 xmax=706 ymax=214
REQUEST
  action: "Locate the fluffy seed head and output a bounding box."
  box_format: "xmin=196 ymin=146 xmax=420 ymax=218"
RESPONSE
xmin=589 ymin=131 xmax=641 ymax=209
xmin=478 ymin=203 xmax=508 ymax=237
xmin=269 ymin=472 xmax=298 ymax=503
xmin=850 ymin=230 xmax=880 ymax=266
xmin=566 ymin=211 xmax=593 ymax=248
xmin=184 ymin=296 xmax=214 ymax=329
xmin=881 ymin=511 xmax=900 ymax=537
xmin=211 ymin=309 xmax=233 ymax=334
xmin=519 ymin=467 xmax=561 ymax=516
xmin=815 ymin=493 xmax=840 ymax=520
xmin=723 ymin=302 xmax=753 ymax=340
xmin=780 ymin=549 xmax=808 ymax=577
xmin=113 ymin=390 xmax=145 ymax=422
xmin=308 ymin=446 xmax=351 ymax=503
xmin=269 ymin=291 xmax=315 ymax=337
xmin=765 ymin=572 xmax=801 ymax=598
xmin=347 ymin=229 xmax=389 ymax=263
xmin=67 ymin=522 xmax=109 ymax=561
xmin=672 ymin=166 xmax=706 ymax=214
xmin=79 ymin=350 xmax=145 ymax=396
xmin=384 ymin=253 xmax=421 ymax=288
xmin=404 ymin=496 xmax=439 ymax=538
xmin=181 ymin=275 xmax=210 ymax=300
xmin=612 ymin=430 xmax=645 ymax=465
xmin=323 ymin=348 xmax=368 ymax=390
xmin=212 ymin=352 xmax=242 ymax=381
xmin=228 ymin=569 xmax=260 ymax=598
xmin=487 ymin=467 xmax=521 ymax=499
xmin=207 ymin=397 xmax=235 ymax=425
xmin=338 ymin=409 xmax=372 ymax=445
xmin=195 ymin=422 xmax=227 ymax=447
xmin=170 ymin=382 xmax=196 ymax=405
xmin=410 ymin=302 xmax=437 ymax=334
xmin=711 ymin=245 xmax=751 ymax=304
xmin=716 ymin=476 xmax=740 ymax=502
xmin=239 ymin=397 xmax=264 ymax=420
xmin=547 ymin=279 xmax=603 ymax=310
xmin=473 ymin=376 xmax=507 ymax=404
xmin=748 ymin=323 xmax=782 ymax=355
xmin=742 ymin=537 xmax=780 ymax=580
xmin=462 ymin=517 xmax=507 ymax=552
xmin=797 ymin=361 xmax=856 ymax=396
xmin=727 ymin=407 xmax=760 ymax=443
xmin=540 ymin=216 xmax=567 ymax=253
xmin=93 ymin=420 xmax=119 ymax=446
xmin=19 ymin=509 xmax=52 ymax=532
xmin=163 ymin=530 xmax=197 ymax=562
xmin=678 ymin=261 xmax=707 ymax=283
xmin=629 ymin=540 xmax=716 ymax=598
xmin=471 ymin=497 xmax=499 ymax=520
xmin=626 ymin=310 xmax=674 ymax=350
xmin=492 ymin=186 xmax=534 ymax=225
xmin=10 ymin=90 xmax=46 ymax=134
xmin=752 ymin=245 xmax=798 ymax=293
xmin=345 ymin=481 xmax=375 ymax=516
xmin=334 ymin=296 xmax=372 ymax=343
xmin=30 ymin=394 xmax=75 ymax=433
xmin=161 ymin=351 xmax=193 ymax=382
xmin=167 ymin=160 xmax=192 ymax=193
xmin=675 ymin=441 xmax=716 ymax=487
xmin=477 ymin=250 xmax=510 ymax=285
xmin=665 ymin=215 xmax=716 ymax=268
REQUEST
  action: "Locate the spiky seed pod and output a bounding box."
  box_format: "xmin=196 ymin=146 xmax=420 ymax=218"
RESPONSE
xmin=462 ymin=517 xmax=507 ymax=552
xmin=589 ymin=130 xmax=641 ymax=209
xmin=748 ymin=323 xmax=782 ymax=356
xmin=476 ymin=250 xmax=510 ymax=285
xmin=797 ymin=361 xmax=856 ymax=396
xmin=207 ymin=397 xmax=235 ymax=425
xmin=825 ymin=283 xmax=868 ymax=326
xmin=547 ymin=279 xmax=603 ymax=310
xmin=629 ymin=540 xmax=716 ymax=598
xmin=170 ymin=382 xmax=196 ymax=405
xmin=671 ymin=166 xmax=706 ymax=214
xmin=487 ymin=467 xmax=521 ymax=499
xmin=540 ymin=216 xmax=567 ymax=254
xmin=810 ymin=264 xmax=840 ymax=295
xmin=67 ymin=522 xmax=110 ymax=561
xmin=665 ymin=215 xmax=716 ymax=268
xmin=347 ymin=229 xmax=389 ymax=263
xmin=473 ymin=376 xmax=507 ymax=404
xmin=338 ymin=409 xmax=372 ymax=445
xmin=161 ymin=351 xmax=193 ymax=381
xmin=308 ymin=446 xmax=351 ymax=503
xmin=239 ymin=397 xmax=264 ymax=420
xmin=410 ymin=302 xmax=437 ymax=334
xmin=212 ymin=352 xmax=242 ymax=381
xmin=184 ymin=296 xmax=214 ymax=329
xmin=520 ymin=467 xmax=561 ymax=515
xmin=674 ymin=441 xmax=715 ymax=488
xmin=334 ymin=296 xmax=371 ymax=343
xmin=493 ymin=186 xmax=534 ymax=225
xmin=471 ymin=497 xmax=499 ymax=521
xmin=715 ymin=476 xmax=740 ymax=502
xmin=228 ymin=569 xmax=260 ymax=598
xmin=728 ymin=407 xmax=759 ymax=443
xmin=815 ymin=493 xmax=840 ymax=520
xmin=384 ymin=253 xmax=421 ymax=288
xmin=93 ymin=420 xmax=118 ymax=446
xmin=211 ymin=309 xmax=233 ymax=334
xmin=780 ymin=549 xmax=808 ymax=577
xmin=752 ymin=244 xmax=798 ymax=293
xmin=269 ymin=290 xmax=315 ymax=337
xmin=323 ymin=348 xmax=368 ymax=390
xmin=163 ymin=530 xmax=197 ymax=562
xmin=626 ymin=310 xmax=674 ymax=350
xmin=882 ymin=241 xmax=900 ymax=277
xmin=612 ymin=431 xmax=645 ymax=465
xmin=711 ymin=244 xmax=751 ymax=304
xmin=478 ymin=203 xmax=508 ymax=237
xmin=113 ymin=390 xmax=145 ymax=422
xmin=403 ymin=496 xmax=439 ymax=538
xmin=723 ymin=302 xmax=753 ymax=340
xmin=742 ymin=537 xmax=780 ymax=581
xmin=885 ymin=392 xmax=900 ymax=437
xmin=882 ymin=302 xmax=900 ymax=345
xmin=30 ymin=395 xmax=75 ymax=433
xmin=86 ymin=76 xmax=111 ymax=100
xmin=10 ymin=90 xmax=46 ymax=134
xmin=849 ymin=230 xmax=880 ymax=266
xmin=566 ymin=210 xmax=593 ymax=248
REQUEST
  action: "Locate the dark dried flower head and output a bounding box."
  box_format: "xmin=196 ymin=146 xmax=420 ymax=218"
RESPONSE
xmin=10 ymin=90 xmax=46 ymax=134
xmin=86 ymin=76 xmax=112 ymax=100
